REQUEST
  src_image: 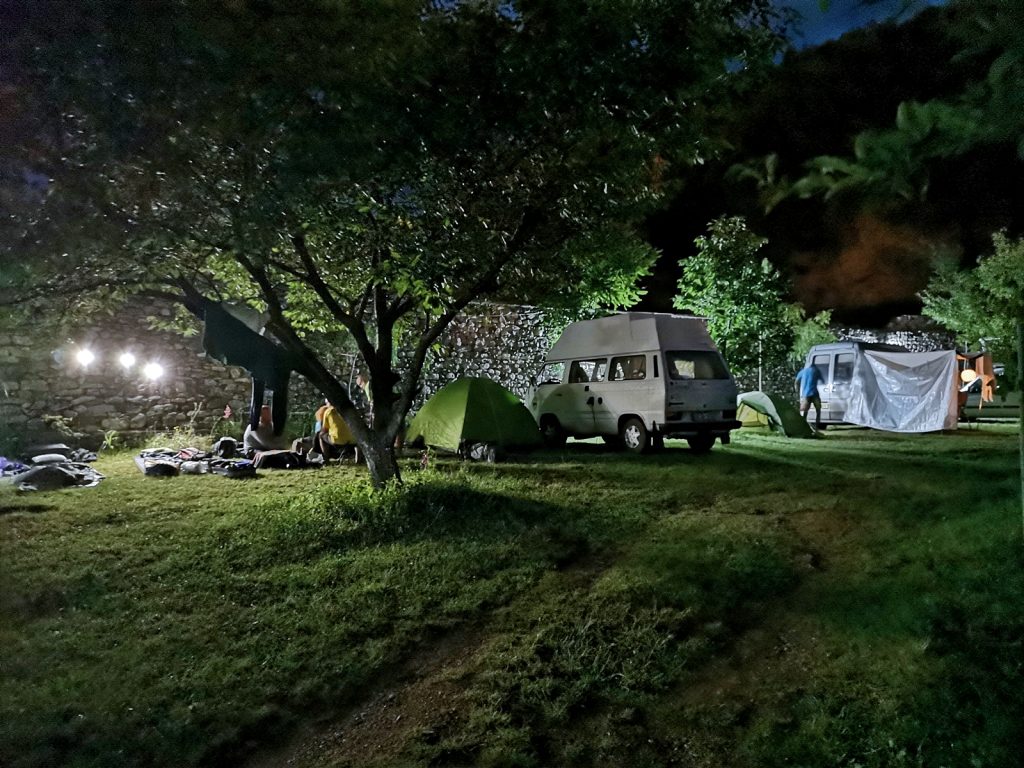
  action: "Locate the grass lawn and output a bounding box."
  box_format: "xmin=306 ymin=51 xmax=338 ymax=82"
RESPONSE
xmin=2 ymin=426 xmax=1021 ymax=767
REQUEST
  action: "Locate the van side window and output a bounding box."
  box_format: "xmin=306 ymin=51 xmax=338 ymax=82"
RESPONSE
xmin=666 ymin=351 xmax=729 ymax=380
xmin=537 ymin=362 xmax=565 ymax=385
xmin=610 ymin=355 xmax=646 ymax=381
xmin=812 ymin=355 xmax=830 ymax=384
xmin=834 ymin=353 xmax=854 ymax=383
xmin=569 ymin=359 xmax=607 ymax=383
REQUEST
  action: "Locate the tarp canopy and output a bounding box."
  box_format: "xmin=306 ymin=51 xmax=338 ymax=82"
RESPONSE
xmin=737 ymin=392 xmax=815 ymax=438
xmin=406 ymin=377 xmax=542 ymax=452
xmin=846 ymin=350 xmax=958 ymax=433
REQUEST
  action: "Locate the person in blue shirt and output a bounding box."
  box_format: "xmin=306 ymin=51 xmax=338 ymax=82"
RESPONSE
xmin=795 ymin=363 xmax=824 ymax=430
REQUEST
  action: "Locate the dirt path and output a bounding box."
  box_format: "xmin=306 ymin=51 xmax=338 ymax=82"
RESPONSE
xmin=247 ymin=546 xmax=616 ymax=768
xmin=662 ymin=503 xmax=866 ymax=765
xmin=247 ymin=504 xmax=860 ymax=768
xmin=248 ymin=625 xmax=484 ymax=768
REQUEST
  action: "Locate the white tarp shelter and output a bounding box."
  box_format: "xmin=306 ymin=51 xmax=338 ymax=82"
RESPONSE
xmin=846 ymin=349 xmax=958 ymax=433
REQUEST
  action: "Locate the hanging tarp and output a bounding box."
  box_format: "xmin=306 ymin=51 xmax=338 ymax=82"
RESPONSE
xmin=846 ymin=350 xmax=958 ymax=433
xmin=736 ymin=392 xmax=815 ymax=438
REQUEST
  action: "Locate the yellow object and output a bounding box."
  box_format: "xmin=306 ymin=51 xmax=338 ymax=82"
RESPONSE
xmin=322 ymin=406 xmax=355 ymax=445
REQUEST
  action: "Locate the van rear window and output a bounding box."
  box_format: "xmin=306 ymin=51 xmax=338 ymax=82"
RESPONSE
xmin=666 ymin=351 xmax=729 ymax=380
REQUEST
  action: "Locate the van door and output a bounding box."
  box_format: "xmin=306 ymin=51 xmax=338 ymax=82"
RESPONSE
xmin=595 ymin=353 xmax=650 ymax=434
xmin=810 ymin=353 xmax=834 ymax=422
xmin=827 ymin=352 xmax=855 ymax=422
xmin=531 ymin=361 xmax=570 ymax=427
xmin=565 ymin=358 xmax=607 ymax=436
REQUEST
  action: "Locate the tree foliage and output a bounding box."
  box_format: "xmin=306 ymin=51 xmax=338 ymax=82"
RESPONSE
xmin=1 ymin=0 xmax=786 ymax=486
xmin=673 ymin=216 xmax=795 ymax=378
xmin=921 ymin=231 xmax=1024 ymax=381
xmin=781 ymin=0 xmax=1024 ymax=205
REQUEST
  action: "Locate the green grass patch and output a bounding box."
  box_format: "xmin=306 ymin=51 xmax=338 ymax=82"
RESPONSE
xmin=2 ymin=426 xmax=1021 ymax=767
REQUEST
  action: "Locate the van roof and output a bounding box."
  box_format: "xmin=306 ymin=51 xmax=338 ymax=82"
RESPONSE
xmin=547 ymin=312 xmax=718 ymax=361
xmin=807 ymin=341 xmax=909 ymax=356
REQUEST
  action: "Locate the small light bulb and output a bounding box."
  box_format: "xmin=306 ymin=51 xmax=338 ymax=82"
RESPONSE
xmin=76 ymin=348 xmax=95 ymax=367
xmin=119 ymin=352 xmax=136 ymax=369
xmin=143 ymin=362 xmax=164 ymax=381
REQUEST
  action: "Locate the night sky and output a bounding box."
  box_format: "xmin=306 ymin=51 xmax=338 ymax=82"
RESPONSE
xmin=783 ymin=0 xmax=947 ymax=49
xmin=640 ymin=0 xmax=971 ymax=327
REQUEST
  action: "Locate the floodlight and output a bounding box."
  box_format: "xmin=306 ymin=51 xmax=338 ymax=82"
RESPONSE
xmin=119 ymin=352 xmax=136 ymax=369
xmin=959 ymin=369 xmax=978 ymax=384
xmin=143 ymin=362 xmax=164 ymax=381
xmin=76 ymin=348 xmax=95 ymax=367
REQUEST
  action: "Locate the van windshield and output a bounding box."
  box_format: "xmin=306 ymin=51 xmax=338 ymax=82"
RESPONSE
xmin=666 ymin=351 xmax=729 ymax=380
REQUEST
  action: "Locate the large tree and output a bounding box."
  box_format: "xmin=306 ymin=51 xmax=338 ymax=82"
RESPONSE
xmin=1 ymin=0 xmax=785 ymax=486
xmin=921 ymin=232 xmax=1024 ymax=532
xmin=783 ymin=0 xmax=1023 ymax=207
xmin=673 ymin=216 xmax=795 ymax=383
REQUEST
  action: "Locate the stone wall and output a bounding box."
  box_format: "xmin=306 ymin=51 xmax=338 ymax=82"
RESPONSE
xmin=0 ymin=306 xmax=322 ymax=449
xmin=408 ymin=304 xmax=552 ymax=405
xmin=0 ymin=302 xmax=551 ymax=450
xmin=1 ymin=304 xmax=958 ymax=451
xmin=834 ymin=315 xmax=957 ymax=352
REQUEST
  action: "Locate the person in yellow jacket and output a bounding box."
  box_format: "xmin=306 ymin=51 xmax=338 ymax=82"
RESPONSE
xmin=315 ymin=401 xmax=356 ymax=460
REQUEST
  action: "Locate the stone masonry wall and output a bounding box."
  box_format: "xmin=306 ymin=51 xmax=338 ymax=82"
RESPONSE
xmin=0 ymin=306 xmax=321 ymax=449
xmin=0 ymin=302 xmax=550 ymax=450
xmin=409 ymin=304 xmax=552 ymax=406
xmin=1 ymin=304 xmax=956 ymax=451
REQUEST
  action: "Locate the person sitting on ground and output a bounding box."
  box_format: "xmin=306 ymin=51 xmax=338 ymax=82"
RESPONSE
xmin=291 ymin=399 xmax=329 ymax=455
xmin=316 ymin=401 xmax=357 ymax=461
xmin=243 ymin=404 xmax=289 ymax=455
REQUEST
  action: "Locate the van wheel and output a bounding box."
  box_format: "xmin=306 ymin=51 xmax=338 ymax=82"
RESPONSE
xmin=620 ymin=417 xmax=649 ymax=454
xmin=540 ymin=417 xmax=567 ymax=448
xmin=687 ymin=434 xmax=715 ymax=454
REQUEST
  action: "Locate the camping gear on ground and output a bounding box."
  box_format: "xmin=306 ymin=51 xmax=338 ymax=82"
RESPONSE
xmin=736 ymin=392 xmax=815 ymax=438
xmin=0 ymin=457 xmax=29 ymax=478
xmin=21 ymin=443 xmax=72 ymax=458
xmin=30 ymin=453 xmax=70 ymax=465
xmin=805 ymin=343 xmax=958 ymax=433
xmin=14 ymin=462 xmax=105 ymax=492
xmin=212 ymin=436 xmax=238 ymax=458
xmin=209 ymin=458 xmax=256 ymax=478
xmin=135 ymin=454 xmax=181 ymax=476
xmin=528 ymin=312 xmax=741 ymax=453
xmin=406 ymin=377 xmax=542 ymax=455
xmin=251 ymin=450 xmax=307 ymax=470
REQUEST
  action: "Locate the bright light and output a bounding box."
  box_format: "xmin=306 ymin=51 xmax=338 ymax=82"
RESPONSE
xmin=143 ymin=362 xmax=164 ymax=381
xmin=76 ymin=348 xmax=95 ymax=367
xmin=119 ymin=352 xmax=136 ymax=369
xmin=960 ymin=368 xmax=978 ymax=384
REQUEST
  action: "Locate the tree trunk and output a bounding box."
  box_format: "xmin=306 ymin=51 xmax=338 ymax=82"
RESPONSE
xmin=360 ymin=430 xmax=402 ymax=489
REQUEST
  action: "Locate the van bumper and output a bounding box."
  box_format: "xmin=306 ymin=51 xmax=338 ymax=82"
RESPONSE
xmin=657 ymin=420 xmax=742 ymax=438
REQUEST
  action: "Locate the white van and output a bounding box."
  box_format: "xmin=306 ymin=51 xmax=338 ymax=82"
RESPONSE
xmin=804 ymin=341 xmax=907 ymax=425
xmin=528 ymin=312 xmax=740 ymax=453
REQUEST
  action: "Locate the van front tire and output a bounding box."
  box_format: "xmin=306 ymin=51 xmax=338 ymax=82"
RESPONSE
xmin=620 ymin=417 xmax=649 ymax=454
xmin=540 ymin=417 xmax=567 ymax=448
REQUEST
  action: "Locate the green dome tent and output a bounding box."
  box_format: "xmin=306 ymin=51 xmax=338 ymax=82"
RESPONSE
xmin=737 ymin=391 xmax=815 ymax=438
xmin=406 ymin=377 xmax=543 ymax=453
